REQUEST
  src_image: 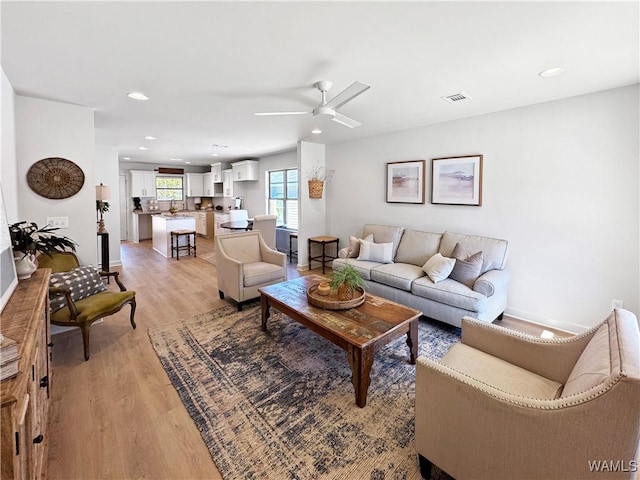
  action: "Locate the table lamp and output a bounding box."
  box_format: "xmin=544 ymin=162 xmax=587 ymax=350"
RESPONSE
xmin=96 ymin=183 xmax=111 ymax=234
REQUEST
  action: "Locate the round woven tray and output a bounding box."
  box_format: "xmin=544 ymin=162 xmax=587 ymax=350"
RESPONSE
xmin=307 ymin=284 xmax=365 ymax=310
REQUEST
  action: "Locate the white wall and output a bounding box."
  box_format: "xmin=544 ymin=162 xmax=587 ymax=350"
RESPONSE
xmin=236 ymin=149 xmax=296 ymax=218
xmin=326 ymin=85 xmax=639 ymax=331
xmin=1 ymin=68 xmax=18 ymax=221
xmin=95 ymin=145 xmax=121 ymax=266
xmin=15 ymin=95 xmax=97 ymax=265
xmin=298 ymin=141 xmax=326 ymax=269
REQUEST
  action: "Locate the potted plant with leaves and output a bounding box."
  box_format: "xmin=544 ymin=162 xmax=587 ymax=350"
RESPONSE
xmin=330 ymin=262 xmax=365 ymax=301
xmin=9 ymin=221 xmax=77 ymax=279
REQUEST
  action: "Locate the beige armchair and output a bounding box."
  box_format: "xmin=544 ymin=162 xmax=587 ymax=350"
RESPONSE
xmin=251 ymin=214 xmax=277 ymax=249
xmin=215 ymin=231 xmax=286 ymax=311
xmin=415 ymin=309 xmax=640 ymax=480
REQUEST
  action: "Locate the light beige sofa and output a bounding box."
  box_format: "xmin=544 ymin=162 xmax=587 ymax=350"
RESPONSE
xmin=415 ymin=308 xmax=640 ymax=480
xmin=332 ymin=224 xmax=510 ymax=327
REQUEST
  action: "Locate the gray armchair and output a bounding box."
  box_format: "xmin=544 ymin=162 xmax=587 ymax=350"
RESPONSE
xmin=215 ymin=231 xmax=286 ymax=311
xmin=415 ymin=309 xmax=640 ymax=480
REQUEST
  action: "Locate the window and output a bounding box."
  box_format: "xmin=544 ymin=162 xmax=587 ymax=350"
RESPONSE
xmin=268 ymin=169 xmax=298 ymax=230
xmin=156 ymin=176 xmax=183 ymax=201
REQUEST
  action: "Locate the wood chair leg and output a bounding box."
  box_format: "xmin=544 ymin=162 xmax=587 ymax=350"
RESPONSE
xmin=418 ymin=454 xmax=432 ymax=479
xmin=237 ymin=301 xmax=243 ymax=312
xmin=129 ymin=299 xmax=137 ymax=329
xmin=81 ymin=325 xmax=91 ymax=361
xmin=219 ymin=290 xmax=225 ymax=299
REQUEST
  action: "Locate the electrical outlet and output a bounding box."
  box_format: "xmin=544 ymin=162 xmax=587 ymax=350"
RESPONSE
xmin=611 ymin=299 xmax=624 ymax=310
xmin=46 ymin=217 xmax=69 ymax=229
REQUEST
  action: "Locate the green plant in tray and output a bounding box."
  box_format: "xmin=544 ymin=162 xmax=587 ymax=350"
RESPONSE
xmin=330 ymin=262 xmax=365 ymax=301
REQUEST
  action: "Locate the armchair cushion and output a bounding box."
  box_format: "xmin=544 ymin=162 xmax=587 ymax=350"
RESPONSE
xmin=49 ymin=265 xmax=106 ymax=313
xmin=244 ymin=262 xmax=285 ymax=287
xmin=441 ymin=343 xmax=563 ymax=399
xmin=50 ymin=290 xmax=136 ymax=324
xmin=561 ymin=322 xmax=611 ymax=397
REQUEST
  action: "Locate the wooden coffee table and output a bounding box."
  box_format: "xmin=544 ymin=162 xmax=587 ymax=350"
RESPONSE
xmin=259 ymin=275 xmax=422 ymax=407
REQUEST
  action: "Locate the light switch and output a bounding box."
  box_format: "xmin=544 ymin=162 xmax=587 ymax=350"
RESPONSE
xmin=46 ymin=217 xmax=69 ymax=228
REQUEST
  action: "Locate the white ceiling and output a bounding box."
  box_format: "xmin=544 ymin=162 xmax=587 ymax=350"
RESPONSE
xmin=2 ymin=1 xmax=638 ymax=166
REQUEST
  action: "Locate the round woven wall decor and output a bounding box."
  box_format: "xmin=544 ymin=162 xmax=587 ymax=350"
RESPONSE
xmin=26 ymin=157 xmax=85 ymax=199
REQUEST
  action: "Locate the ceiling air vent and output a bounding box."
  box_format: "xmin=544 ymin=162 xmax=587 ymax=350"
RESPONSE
xmin=441 ymin=92 xmax=471 ymax=104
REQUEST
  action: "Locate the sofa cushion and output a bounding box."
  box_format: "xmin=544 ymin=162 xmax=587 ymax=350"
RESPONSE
xmin=449 ymin=243 xmax=484 ymax=288
xmin=370 ymin=263 xmax=425 ymax=291
xmin=439 ymin=231 xmax=508 ymax=275
xmin=412 ymin=276 xmax=487 ymax=313
xmin=394 ymin=229 xmax=442 ymax=266
xmin=332 ymin=258 xmax=381 ymax=280
xmin=441 ymin=343 xmax=563 ymax=399
xmin=358 ymin=240 xmax=394 ymax=263
xmin=362 ymin=224 xmax=405 ymax=259
xmin=49 ymin=265 xmax=107 ymax=313
xmin=561 ymin=323 xmax=610 ymax=397
xmin=243 ymin=262 xmax=284 ymax=287
xmin=422 ymin=253 xmax=455 ymax=283
xmin=347 ymin=233 xmax=373 ymax=258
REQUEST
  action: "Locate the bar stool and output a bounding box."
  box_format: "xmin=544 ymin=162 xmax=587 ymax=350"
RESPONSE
xmin=289 ymin=233 xmax=298 ymax=263
xmin=170 ymin=229 xmax=196 ymax=260
xmin=308 ymin=236 xmax=339 ymax=274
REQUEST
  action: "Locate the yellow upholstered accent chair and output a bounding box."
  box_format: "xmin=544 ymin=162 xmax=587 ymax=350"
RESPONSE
xmin=215 ymin=230 xmax=286 ymax=311
xmin=251 ymin=214 xmax=277 ymax=249
xmin=415 ymin=309 xmax=640 ymax=480
xmin=38 ymin=252 xmax=136 ymax=361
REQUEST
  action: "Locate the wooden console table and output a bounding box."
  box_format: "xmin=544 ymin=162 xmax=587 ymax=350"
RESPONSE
xmin=1 ymin=269 xmax=52 ymax=479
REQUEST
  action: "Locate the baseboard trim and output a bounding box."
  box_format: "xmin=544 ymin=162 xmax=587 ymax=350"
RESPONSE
xmin=504 ymin=307 xmax=588 ymax=334
xmin=109 ymin=260 xmax=123 ymax=267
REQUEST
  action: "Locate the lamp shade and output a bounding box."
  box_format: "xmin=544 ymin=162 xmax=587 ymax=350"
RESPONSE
xmin=96 ymin=183 xmax=111 ymax=201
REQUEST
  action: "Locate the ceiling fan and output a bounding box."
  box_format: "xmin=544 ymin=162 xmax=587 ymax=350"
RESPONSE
xmin=254 ymin=80 xmax=371 ymax=128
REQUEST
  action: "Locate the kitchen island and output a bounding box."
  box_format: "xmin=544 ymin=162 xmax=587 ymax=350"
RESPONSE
xmin=152 ymin=214 xmax=196 ymax=258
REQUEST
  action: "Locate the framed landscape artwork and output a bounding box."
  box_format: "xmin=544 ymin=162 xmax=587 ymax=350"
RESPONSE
xmin=431 ymin=155 xmax=483 ymax=206
xmin=386 ymin=160 xmax=426 ymax=204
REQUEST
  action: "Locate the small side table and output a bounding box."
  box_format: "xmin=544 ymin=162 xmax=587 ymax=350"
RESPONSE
xmin=97 ymin=231 xmax=110 ymax=283
xmin=289 ymin=233 xmax=298 ymax=264
xmin=308 ymin=236 xmax=339 ymax=274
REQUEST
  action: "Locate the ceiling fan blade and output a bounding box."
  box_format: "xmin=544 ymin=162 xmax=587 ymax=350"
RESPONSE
xmin=332 ymin=113 xmax=362 ymax=128
xmin=324 ymin=81 xmax=370 ymax=110
xmin=254 ymin=111 xmax=310 ymax=116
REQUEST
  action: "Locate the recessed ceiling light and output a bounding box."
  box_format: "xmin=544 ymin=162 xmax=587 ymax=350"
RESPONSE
xmin=138 ymin=146 xmax=148 ymax=151
xmin=244 ymin=147 xmax=253 ymax=151
xmin=185 ymin=161 xmax=192 ymax=164
xmin=169 ymin=158 xmax=182 ymax=162
xmin=211 ymin=153 xmax=219 ymax=157
xmin=127 ymin=91 xmax=149 ymax=101
xmin=538 ymin=67 xmax=566 ymax=78
xmin=123 ymin=157 xmax=131 ymax=160
xmin=311 ymin=128 xmax=322 ymax=134
xmin=144 ymin=136 xmax=157 ymax=140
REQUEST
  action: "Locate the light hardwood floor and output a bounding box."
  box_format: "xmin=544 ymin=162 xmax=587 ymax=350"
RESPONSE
xmin=46 ymin=238 xmax=557 ymax=479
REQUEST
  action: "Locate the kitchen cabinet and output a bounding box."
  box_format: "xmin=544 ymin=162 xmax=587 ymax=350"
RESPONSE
xmin=210 ymin=162 xmax=226 ymax=183
xmin=194 ymin=211 xmax=214 ymax=238
xmin=185 ymin=173 xmax=204 ymax=197
xmin=222 ymin=169 xmax=234 ymax=197
xmin=214 ymin=212 xmax=230 ymax=235
xmin=130 ymin=170 xmax=156 ymax=197
xmin=1 ymin=270 xmax=51 ymax=480
xmin=231 ymin=160 xmax=259 ymax=181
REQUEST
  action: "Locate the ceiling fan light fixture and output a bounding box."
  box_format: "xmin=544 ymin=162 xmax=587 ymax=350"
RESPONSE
xmin=127 ymin=91 xmax=149 ymax=101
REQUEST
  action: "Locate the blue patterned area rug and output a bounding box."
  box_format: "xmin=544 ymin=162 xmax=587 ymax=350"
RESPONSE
xmin=149 ymin=304 xmax=460 ymax=480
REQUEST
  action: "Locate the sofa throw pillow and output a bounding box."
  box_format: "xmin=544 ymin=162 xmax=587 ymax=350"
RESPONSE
xmin=49 ymin=265 xmax=107 ymax=313
xmin=357 ymin=239 xmax=394 ymax=263
xmin=422 ymin=253 xmax=456 ymax=283
xmin=449 ymin=243 xmax=484 ymax=288
xmin=348 ymin=233 xmax=374 ymax=258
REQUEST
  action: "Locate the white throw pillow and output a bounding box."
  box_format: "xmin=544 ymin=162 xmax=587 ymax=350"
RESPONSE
xmin=422 ymin=253 xmax=456 ymax=283
xmin=357 ymin=239 xmax=394 ymax=263
xmin=347 ymin=234 xmax=373 ymax=258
